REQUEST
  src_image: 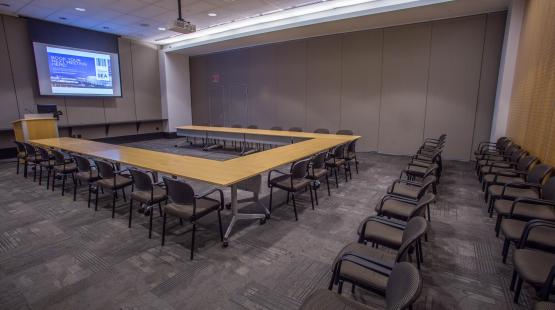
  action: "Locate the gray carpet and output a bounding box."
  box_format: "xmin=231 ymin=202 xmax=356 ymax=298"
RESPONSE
xmin=0 ymin=138 xmax=538 ymax=309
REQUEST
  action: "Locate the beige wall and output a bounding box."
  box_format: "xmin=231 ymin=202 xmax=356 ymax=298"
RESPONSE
xmin=189 ymin=12 xmax=507 ymax=160
xmin=0 ymin=15 xmax=163 ymax=149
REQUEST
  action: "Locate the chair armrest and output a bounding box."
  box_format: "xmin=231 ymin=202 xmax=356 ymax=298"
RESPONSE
xmin=358 ymin=215 xmax=406 ymax=241
xmin=517 ymin=219 xmax=555 ymax=249
xmin=509 ymin=198 xmax=555 ymax=217
xmin=540 ymin=264 xmax=555 ymax=300
xmin=114 ymin=168 xmax=130 ymax=175
xmin=337 ymin=253 xmax=393 ymax=278
xmin=196 ymin=188 xmax=225 ymax=210
xmin=502 ymin=182 xmax=541 ymax=195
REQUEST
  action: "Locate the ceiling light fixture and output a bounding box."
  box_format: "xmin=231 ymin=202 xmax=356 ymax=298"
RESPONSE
xmin=75 ymin=7 xmax=86 ymax=12
xmin=140 ymin=23 xmax=150 ymax=27
xmin=158 ymin=27 xmax=166 ymax=31
xmin=59 ymin=17 xmax=67 ymax=20
xmin=0 ymin=3 xmax=10 ymax=7
xmin=208 ymin=13 xmax=217 ymax=17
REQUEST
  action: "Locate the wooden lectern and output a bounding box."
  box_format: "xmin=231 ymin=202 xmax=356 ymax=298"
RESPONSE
xmin=12 ymin=114 xmax=59 ymax=142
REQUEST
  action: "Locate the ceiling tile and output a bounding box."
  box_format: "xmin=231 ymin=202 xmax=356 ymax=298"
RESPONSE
xmin=130 ymin=4 xmax=167 ymax=18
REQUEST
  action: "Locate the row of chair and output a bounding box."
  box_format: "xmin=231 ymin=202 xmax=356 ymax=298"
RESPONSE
xmin=192 ymin=124 xmax=353 ymax=154
xmin=474 ymin=137 xmax=555 ymax=307
xmin=15 ymin=140 xmax=224 ymax=260
xmin=267 ymin=138 xmax=358 ymax=220
xmin=301 ymin=135 xmax=445 ymax=309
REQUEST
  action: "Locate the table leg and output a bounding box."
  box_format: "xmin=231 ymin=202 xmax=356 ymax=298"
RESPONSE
xmin=222 ymin=184 xmax=268 ymax=247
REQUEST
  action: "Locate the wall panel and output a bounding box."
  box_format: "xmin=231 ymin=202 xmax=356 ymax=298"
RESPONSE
xmin=425 ymin=15 xmax=486 ymax=160
xmin=66 ymin=98 xmax=106 ymax=125
xmin=247 ymin=45 xmax=276 ymax=128
xmin=273 ymin=40 xmax=306 ymax=130
xmin=472 ymin=12 xmax=506 ymax=156
xmin=507 ymin=1 xmax=555 ymax=165
xmin=306 ymin=35 xmax=342 ymax=132
xmin=190 ymin=56 xmax=210 ymax=125
xmin=132 ymin=42 xmax=162 ymax=120
xmin=379 ymin=23 xmax=431 ymax=155
xmin=104 ymin=38 xmax=137 ymax=123
xmin=340 ymin=29 xmax=382 ymax=151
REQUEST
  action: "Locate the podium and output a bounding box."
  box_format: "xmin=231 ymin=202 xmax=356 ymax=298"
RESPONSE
xmin=12 ymin=115 xmax=59 ymax=142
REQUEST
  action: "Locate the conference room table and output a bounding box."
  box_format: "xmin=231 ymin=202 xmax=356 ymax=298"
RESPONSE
xmin=31 ymin=126 xmax=360 ymax=245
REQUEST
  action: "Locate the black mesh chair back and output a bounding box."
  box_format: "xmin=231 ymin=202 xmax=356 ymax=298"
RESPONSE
xmin=396 ymin=217 xmax=427 ymax=262
xmin=163 ymin=177 xmax=195 ymax=205
xmin=289 ymin=127 xmax=303 ymax=132
xmin=22 ymin=142 xmax=37 ymax=157
xmin=51 ymin=149 xmax=67 ymax=165
xmin=332 ymin=144 xmax=345 ymax=159
xmin=37 ymin=147 xmax=50 ymax=162
xmin=541 ymin=177 xmax=555 ymax=201
xmin=510 ymin=148 xmax=527 ymax=162
xmin=526 ymin=164 xmax=552 ymax=184
xmin=517 ymin=155 xmax=538 ymax=171
xmin=129 ymin=169 xmax=153 ymax=192
xmin=336 ymin=129 xmax=353 ymax=135
xmin=311 ymin=152 xmax=327 ymax=170
xmin=314 ymin=128 xmax=330 ymax=134
xmin=347 ymin=140 xmax=356 ymax=154
xmin=385 ymin=262 xmax=422 ymax=310
xmin=291 ymin=158 xmax=311 ymax=179
xmin=73 ymin=155 xmax=92 ymax=173
xmin=94 ymin=160 xmax=115 ymax=179
xmin=247 ymin=125 xmax=258 ymax=129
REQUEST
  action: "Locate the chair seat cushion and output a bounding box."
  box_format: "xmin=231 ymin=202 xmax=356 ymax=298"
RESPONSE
xmin=482 ymin=174 xmax=522 ymax=185
xmin=163 ymin=197 xmax=220 ymax=220
xmin=488 ymin=185 xmax=539 ymax=199
xmin=97 ymin=175 xmax=133 ymax=189
xmin=17 ymin=152 xmax=26 ymax=159
xmin=514 ymin=249 xmax=555 ymax=285
xmin=131 ymin=185 xmax=167 ymax=204
xmin=406 ymin=165 xmax=428 ymax=175
xmin=501 ymin=219 xmax=555 ymax=249
xmin=362 ymin=221 xmax=403 ymax=250
xmin=300 ymin=289 xmax=370 ymax=310
xmin=376 ymin=199 xmax=418 ymax=221
xmin=39 ymin=159 xmax=55 ymax=167
xmin=76 ymin=170 xmax=100 ymax=182
xmin=308 ymin=168 xmax=328 ymax=179
xmin=54 ymin=163 xmax=77 ymax=173
xmin=270 ymin=174 xmax=311 ymax=191
xmin=388 ymin=183 xmax=420 ymax=200
xmin=326 ymin=158 xmax=345 ymax=167
xmin=495 ymin=200 xmax=555 ymax=221
xmin=333 ymin=243 xmax=395 ymax=293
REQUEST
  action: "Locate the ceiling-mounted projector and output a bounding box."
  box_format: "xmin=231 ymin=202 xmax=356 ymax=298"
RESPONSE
xmin=169 ymin=19 xmax=196 ymax=34
xmin=169 ymin=0 xmax=196 ymax=34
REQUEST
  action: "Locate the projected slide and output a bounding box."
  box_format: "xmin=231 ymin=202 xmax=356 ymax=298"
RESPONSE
xmin=33 ymin=42 xmax=121 ymax=97
xmin=47 ymin=47 xmax=113 ymax=95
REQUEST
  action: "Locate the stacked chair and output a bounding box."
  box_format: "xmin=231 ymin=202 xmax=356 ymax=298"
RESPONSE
xmin=300 ymin=135 xmax=445 ymax=309
xmin=474 ymin=137 xmax=555 ymax=304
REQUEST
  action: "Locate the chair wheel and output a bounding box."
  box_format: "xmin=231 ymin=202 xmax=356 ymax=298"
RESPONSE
xmin=222 ymin=240 xmax=229 ymax=247
xmin=259 ymin=218 xmax=266 ymax=225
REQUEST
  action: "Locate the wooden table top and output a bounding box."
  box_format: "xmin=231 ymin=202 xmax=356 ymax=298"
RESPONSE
xmin=31 ymin=126 xmax=359 ymax=187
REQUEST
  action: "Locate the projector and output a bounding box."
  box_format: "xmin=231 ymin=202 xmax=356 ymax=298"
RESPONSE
xmin=168 ymin=19 xmax=196 ymax=34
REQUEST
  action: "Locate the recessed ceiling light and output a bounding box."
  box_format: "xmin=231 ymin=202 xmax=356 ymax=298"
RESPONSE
xmin=103 ymin=26 xmax=110 ymax=29
xmin=0 ymin=3 xmax=10 ymax=7
xmin=208 ymin=13 xmax=217 ymax=17
xmin=59 ymin=17 xmax=67 ymax=20
xmin=75 ymin=7 xmax=86 ymax=12
xmin=158 ymin=27 xmax=166 ymax=31
xmin=139 ymin=23 xmax=150 ymax=27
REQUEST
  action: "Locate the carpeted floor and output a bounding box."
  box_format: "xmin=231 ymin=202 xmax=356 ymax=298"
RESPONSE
xmin=0 ymin=138 xmax=538 ymax=309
